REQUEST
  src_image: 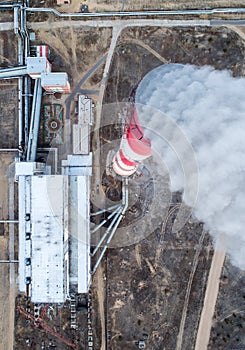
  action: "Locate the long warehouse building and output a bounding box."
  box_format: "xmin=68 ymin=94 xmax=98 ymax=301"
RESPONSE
xmin=17 ymin=95 xmax=93 ymax=303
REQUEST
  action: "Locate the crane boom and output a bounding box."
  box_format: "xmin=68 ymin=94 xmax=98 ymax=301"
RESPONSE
xmin=17 ymin=306 xmax=76 ymax=349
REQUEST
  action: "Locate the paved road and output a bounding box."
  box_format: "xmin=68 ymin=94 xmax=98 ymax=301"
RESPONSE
xmin=93 ymin=25 xmax=122 ymax=190
xmin=211 ymin=19 xmax=245 ymax=26
xmin=79 ymin=89 xmax=99 ymax=95
xmin=65 ymin=54 xmax=107 ymax=120
xmin=25 ymin=7 xmax=245 ymax=18
xmin=27 ymin=18 xmax=211 ymax=30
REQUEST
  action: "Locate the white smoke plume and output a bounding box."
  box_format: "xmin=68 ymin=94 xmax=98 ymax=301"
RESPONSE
xmin=135 ymin=64 xmax=245 ymax=269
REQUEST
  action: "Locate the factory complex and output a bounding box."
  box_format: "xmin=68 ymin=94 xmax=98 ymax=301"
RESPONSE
xmin=0 ymin=2 xmax=245 ymax=350
xmin=0 ymin=29 xmax=151 ymax=306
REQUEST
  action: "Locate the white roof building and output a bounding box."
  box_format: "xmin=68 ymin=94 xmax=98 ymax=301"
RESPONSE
xmin=30 ymin=175 xmax=68 ymax=303
xmin=73 ymin=95 xmax=94 ymax=155
xmin=78 ymin=94 xmax=93 ymax=125
xmin=41 ymin=72 xmax=70 ymax=93
xmin=27 ymin=57 xmax=51 ymax=79
xmin=17 ymin=156 xmax=92 ymax=303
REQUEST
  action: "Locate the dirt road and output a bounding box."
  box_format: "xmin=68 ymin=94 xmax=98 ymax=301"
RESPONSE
xmin=194 ymin=246 xmax=225 ymax=350
xmin=0 ymin=153 xmax=16 ymax=350
xmin=176 ymin=229 xmax=206 ymax=350
xmin=96 ymin=264 xmax=106 ymax=350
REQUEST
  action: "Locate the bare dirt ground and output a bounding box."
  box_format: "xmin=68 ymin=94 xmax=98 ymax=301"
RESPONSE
xmin=105 ymin=26 xmax=245 ymax=106
xmin=0 ymin=238 xmax=13 ymax=350
xmin=0 ymin=31 xmax=18 ymax=152
xmin=31 ymin=0 xmax=245 ymax=13
xmin=195 ymin=248 xmax=226 ymax=350
xmin=89 ymin=25 xmax=245 ymax=350
xmin=35 ymin=26 xmax=111 ymax=89
xmin=14 ymin=296 xmax=83 ymax=349
xmin=208 ymin=259 xmax=245 ymax=349
xmin=0 ymin=153 xmax=17 ymax=350
xmin=0 ymin=82 xmax=18 ymax=148
xmin=0 ymin=30 xmax=17 ymax=67
xmin=0 ymin=28 xmax=18 ymax=350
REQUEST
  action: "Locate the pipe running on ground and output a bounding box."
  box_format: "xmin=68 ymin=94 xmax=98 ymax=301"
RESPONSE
xmin=26 ymin=78 xmax=42 ymax=161
xmin=90 ymin=207 xmax=123 ymax=258
xmin=90 ymin=204 xmax=121 ymax=216
xmin=91 ymin=178 xmax=128 ymax=275
xmin=91 ymin=205 xmax=122 ymax=234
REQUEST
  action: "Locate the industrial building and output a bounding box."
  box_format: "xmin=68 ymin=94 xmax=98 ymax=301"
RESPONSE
xmin=0 ymin=10 xmax=152 ymax=304
xmin=41 ymin=72 xmax=71 ymax=93
xmin=27 ymin=56 xmax=51 ymax=79
xmin=0 ymin=37 xmax=151 ymax=303
xmin=0 ymin=30 xmax=93 ymax=303
xmin=16 ymin=95 xmax=93 ymax=303
xmin=73 ymin=94 xmax=94 ymax=155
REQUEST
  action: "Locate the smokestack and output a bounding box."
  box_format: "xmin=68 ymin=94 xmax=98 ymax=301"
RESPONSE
xmin=112 ymin=109 xmax=152 ymax=176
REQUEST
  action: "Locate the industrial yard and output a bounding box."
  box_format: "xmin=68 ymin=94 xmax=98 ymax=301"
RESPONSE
xmin=0 ymin=1 xmax=244 ymax=350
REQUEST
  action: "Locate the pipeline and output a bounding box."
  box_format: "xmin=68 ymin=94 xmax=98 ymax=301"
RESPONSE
xmin=90 ymin=205 xmax=122 ymax=234
xmin=26 ymin=79 xmax=42 ymax=162
xmin=91 ymin=178 xmax=128 ymax=275
xmin=24 ymin=6 xmax=245 ymax=18
xmin=90 ymin=207 xmax=123 ymax=258
xmin=90 ymin=203 xmax=121 ymax=216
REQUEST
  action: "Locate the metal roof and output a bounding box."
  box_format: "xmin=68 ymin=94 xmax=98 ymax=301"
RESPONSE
xmin=62 ymin=153 xmax=93 ymax=176
xmin=27 ymin=57 xmax=50 ymax=75
xmin=73 ymin=124 xmax=90 ymax=155
xmin=17 ymin=161 xmax=92 ymax=301
xmin=68 ymin=175 xmax=91 ymax=293
xmin=77 ymin=176 xmax=91 ymax=293
xmin=15 ymin=161 xmax=45 ymax=176
xmin=18 ymin=176 xmax=29 ymax=292
xmin=30 ymin=175 xmax=68 ymax=303
xmin=41 ymin=72 xmax=68 ymax=87
xmin=78 ymin=95 xmax=93 ymax=125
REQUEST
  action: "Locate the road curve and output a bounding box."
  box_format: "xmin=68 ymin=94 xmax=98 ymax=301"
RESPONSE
xmin=65 ymin=54 xmax=107 ymax=119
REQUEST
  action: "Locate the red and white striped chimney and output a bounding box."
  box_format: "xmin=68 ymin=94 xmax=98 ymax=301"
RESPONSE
xmin=112 ymin=109 xmax=152 ymax=176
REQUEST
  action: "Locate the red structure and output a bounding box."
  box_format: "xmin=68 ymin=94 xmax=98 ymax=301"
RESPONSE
xmin=17 ymin=306 xmax=76 ymax=349
xmin=112 ymin=109 xmax=151 ymax=176
xmin=35 ymin=45 xmax=50 ymax=58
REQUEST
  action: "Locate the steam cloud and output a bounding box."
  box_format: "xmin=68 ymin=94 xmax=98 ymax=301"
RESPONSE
xmin=136 ymin=64 xmax=245 ymax=269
